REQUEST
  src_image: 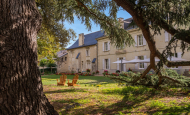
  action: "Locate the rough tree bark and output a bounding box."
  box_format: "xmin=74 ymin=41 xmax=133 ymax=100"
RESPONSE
xmin=0 ymin=0 xmax=58 ymax=114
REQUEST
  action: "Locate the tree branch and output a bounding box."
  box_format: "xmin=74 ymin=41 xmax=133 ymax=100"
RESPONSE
xmin=132 ymin=65 xmax=152 ymax=83
xmin=75 ymin=0 xmax=113 ymax=26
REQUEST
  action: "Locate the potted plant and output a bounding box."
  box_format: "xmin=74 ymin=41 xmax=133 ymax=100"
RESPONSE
xmin=104 ymin=70 xmax=107 ymax=73
xmin=128 ymin=68 xmax=132 ymax=72
xmin=96 ymin=70 xmax=99 ymax=74
xmin=86 ymin=69 xmax=91 ymax=72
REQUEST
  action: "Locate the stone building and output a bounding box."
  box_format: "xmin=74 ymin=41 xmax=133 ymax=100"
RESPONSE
xmin=66 ymin=31 xmax=104 ymax=73
xmin=57 ymin=50 xmax=69 ymax=73
xmin=57 ymin=17 xmax=190 ymax=75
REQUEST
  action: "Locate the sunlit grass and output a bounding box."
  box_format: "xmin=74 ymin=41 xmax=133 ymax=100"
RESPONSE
xmin=42 ymin=75 xmax=190 ymax=115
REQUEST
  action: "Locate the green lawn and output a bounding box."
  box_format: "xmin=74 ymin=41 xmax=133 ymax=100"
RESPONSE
xmin=42 ymin=75 xmax=190 ymax=115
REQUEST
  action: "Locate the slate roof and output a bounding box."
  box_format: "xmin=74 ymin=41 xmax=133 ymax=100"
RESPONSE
xmin=57 ymin=50 xmax=68 ymax=58
xmin=66 ymin=17 xmax=136 ymax=50
xmin=66 ymin=31 xmax=105 ymax=50
xmin=124 ymin=18 xmax=136 ymax=30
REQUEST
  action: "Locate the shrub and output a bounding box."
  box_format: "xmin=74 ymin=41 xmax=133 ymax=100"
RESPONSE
xmin=104 ymin=70 xmax=108 ymax=73
xmin=96 ymin=70 xmax=99 ymax=73
xmin=128 ymin=68 xmax=132 ymax=71
xmin=86 ymin=69 xmax=91 ymax=72
xmin=93 ymin=72 xmax=95 ymax=75
xmin=116 ymin=70 xmax=120 ymax=73
xmin=106 ymin=69 xmax=190 ymax=87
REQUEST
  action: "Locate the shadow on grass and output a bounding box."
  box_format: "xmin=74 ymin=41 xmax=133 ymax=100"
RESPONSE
xmin=58 ymin=86 xmax=190 ymax=115
xmin=58 ymin=86 xmax=156 ymax=115
xmin=41 ymin=75 xmax=115 ymax=83
xmin=154 ymin=104 xmax=190 ymax=114
xmin=44 ymin=88 xmax=88 ymax=94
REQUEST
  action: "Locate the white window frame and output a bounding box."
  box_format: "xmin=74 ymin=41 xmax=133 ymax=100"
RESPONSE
xmin=86 ymin=49 xmax=89 ymax=56
xmin=104 ymin=42 xmax=108 ymax=51
xmin=138 ymin=35 xmax=143 ymax=46
xmin=116 ymin=44 xmax=125 ymax=50
xmin=105 ymin=59 xmax=109 ymax=69
xmin=138 ymin=56 xmax=144 ymax=69
xmin=165 ymin=31 xmax=172 ymax=42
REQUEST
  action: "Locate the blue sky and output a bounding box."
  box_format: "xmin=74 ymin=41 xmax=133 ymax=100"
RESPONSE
xmin=64 ymin=10 xmax=132 ymax=48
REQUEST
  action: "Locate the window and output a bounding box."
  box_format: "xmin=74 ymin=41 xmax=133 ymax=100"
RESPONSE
xmin=105 ymin=59 xmax=109 ymax=69
xmin=116 ymin=45 xmax=125 ymax=50
xmin=165 ymin=31 xmax=172 ymax=42
xmin=62 ymin=58 xmax=64 ymax=62
xmin=65 ymin=57 xmax=67 ymax=61
xmin=87 ymin=60 xmax=90 ymax=69
xmin=138 ymin=56 xmax=144 ymax=69
xmin=139 ymin=63 xmax=144 ymax=69
xmin=104 ymin=42 xmax=108 ymax=51
xmin=172 ymin=53 xmax=178 ymax=58
xmin=86 ymin=49 xmax=89 ymax=56
xmin=138 ymin=35 xmax=143 ymax=46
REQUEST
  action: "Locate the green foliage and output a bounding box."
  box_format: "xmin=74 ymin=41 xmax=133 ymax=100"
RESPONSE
xmin=106 ymin=69 xmax=190 ymax=87
xmin=149 ymin=100 xmax=166 ymax=109
xmin=47 ymin=59 xmax=56 ymax=68
xmin=116 ymin=70 xmax=120 ymax=73
xmin=40 ymin=59 xmax=47 ymax=67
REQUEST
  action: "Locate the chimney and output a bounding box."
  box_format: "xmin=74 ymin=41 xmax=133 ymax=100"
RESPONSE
xmin=79 ymin=33 xmax=84 ymax=46
xmin=118 ymin=18 xmax=124 ymax=29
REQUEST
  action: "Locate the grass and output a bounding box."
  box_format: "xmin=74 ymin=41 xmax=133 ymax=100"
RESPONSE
xmin=42 ymin=75 xmax=190 ymax=115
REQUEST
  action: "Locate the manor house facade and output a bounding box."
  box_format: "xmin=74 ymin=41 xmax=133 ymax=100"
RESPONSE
xmin=57 ymin=17 xmax=190 ymax=75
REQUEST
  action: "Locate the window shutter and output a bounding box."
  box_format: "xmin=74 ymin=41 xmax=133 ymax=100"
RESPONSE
xmin=135 ymin=56 xmax=138 ymax=69
xmin=143 ymin=35 xmax=146 ymax=45
xmin=144 ymin=55 xmax=147 ymax=69
xmin=178 ymin=52 xmax=182 ymax=58
xmin=135 ymin=63 xmax=139 ymax=69
xmin=108 ymin=41 xmax=110 ymax=51
xmin=103 ymin=59 xmax=104 ymax=69
xmin=165 ymin=31 xmax=169 ymax=42
xmin=135 ymin=35 xmax=137 ymax=46
xmin=109 ymin=59 xmax=110 ymax=69
xmin=103 ymin=42 xmax=104 ymax=51
xmin=123 ymin=57 xmax=126 ymax=72
xmin=117 ymin=58 xmax=119 ymax=70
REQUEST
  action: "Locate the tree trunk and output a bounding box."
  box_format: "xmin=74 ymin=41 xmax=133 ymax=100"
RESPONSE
xmin=0 ymin=0 xmax=58 ymax=114
xmin=51 ymin=67 xmax=52 ymax=74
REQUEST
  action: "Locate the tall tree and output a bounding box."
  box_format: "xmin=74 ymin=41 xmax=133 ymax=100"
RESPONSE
xmin=69 ymin=0 xmax=190 ymax=87
xmin=0 ymin=0 xmax=58 ymax=114
xmin=1 ymin=0 xmax=190 ymax=114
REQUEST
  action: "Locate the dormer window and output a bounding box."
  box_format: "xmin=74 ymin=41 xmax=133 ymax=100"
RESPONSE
xmin=86 ymin=49 xmax=89 ymax=56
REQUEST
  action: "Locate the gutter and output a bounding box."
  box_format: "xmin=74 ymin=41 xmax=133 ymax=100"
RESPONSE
xmin=97 ymin=42 xmax=98 ymax=71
